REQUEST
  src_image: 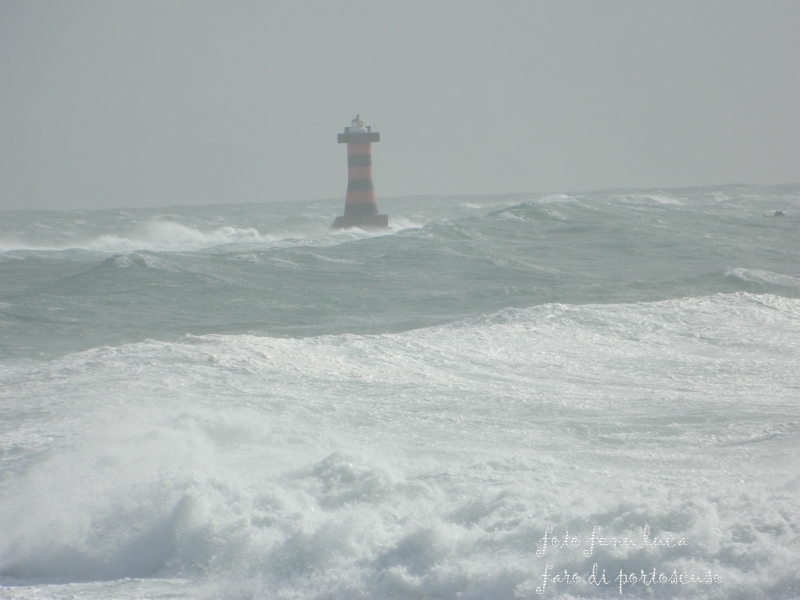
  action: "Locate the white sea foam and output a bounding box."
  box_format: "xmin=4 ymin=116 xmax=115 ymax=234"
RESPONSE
xmin=2 ymin=186 xmax=798 ymax=599
xmin=388 ymin=215 xmax=427 ymax=232
xmin=726 ymin=267 xmax=800 ymax=290
xmin=0 ymin=218 xmax=388 ymax=256
xmin=84 ymin=221 xmax=265 ymax=252
xmin=326 ymin=215 xmax=425 ymax=238
xmin=538 ymin=194 xmax=575 ymax=204
xmin=0 ymin=221 xmax=268 ymax=254
xmin=1 ymin=293 xmax=798 ymax=599
xmin=644 ymin=194 xmax=685 ymax=205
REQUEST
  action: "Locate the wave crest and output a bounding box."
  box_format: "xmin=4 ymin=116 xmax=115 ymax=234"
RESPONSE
xmin=86 ymin=221 xmax=265 ymax=252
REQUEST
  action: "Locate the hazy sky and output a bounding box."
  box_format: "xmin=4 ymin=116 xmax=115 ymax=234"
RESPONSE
xmin=1 ymin=1 xmax=798 ymax=210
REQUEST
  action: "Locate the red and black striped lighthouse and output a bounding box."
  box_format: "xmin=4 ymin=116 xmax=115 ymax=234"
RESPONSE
xmin=331 ymin=115 xmax=389 ymax=230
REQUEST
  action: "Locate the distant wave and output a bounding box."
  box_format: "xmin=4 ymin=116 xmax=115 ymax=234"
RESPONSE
xmin=85 ymin=220 xmax=265 ymax=252
xmin=0 ymin=221 xmax=265 ymax=254
xmin=0 ymin=216 xmax=427 ymax=255
xmin=726 ymin=267 xmax=800 ymax=290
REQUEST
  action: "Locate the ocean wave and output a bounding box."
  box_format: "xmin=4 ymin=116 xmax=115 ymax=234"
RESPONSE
xmin=0 ymin=432 xmax=796 ymax=598
xmin=0 ymin=217 xmax=431 ymax=257
xmin=97 ymin=253 xmax=178 ymax=270
xmin=85 ymin=221 xmax=265 ymax=252
xmin=1 ymin=293 xmax=798 ymax=597
xmin=725 ymin=268 xmax=800 ymax=290
xmin=0 ymin=220 xmax=267 ymax=254
xmin=2 ymin=185 xmax=800 ymax=598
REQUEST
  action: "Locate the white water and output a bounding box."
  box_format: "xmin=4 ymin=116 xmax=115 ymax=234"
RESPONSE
xmin=1 ymin=187 xmax=799 ymax=599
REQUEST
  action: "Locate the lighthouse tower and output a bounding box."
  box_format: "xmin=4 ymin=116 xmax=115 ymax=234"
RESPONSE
xmin=331 ymin=115 xmax=389 ymax=230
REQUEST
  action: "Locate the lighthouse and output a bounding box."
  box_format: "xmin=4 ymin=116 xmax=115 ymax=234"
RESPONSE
xmin=330 ymin=115 xmax=389 ymax=230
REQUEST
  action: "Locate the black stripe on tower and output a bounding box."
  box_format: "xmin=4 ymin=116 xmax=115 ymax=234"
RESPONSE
xmin=344 ymin=203 xmax=379 ymax=216
xmin=347 ymin=179 xmax=375 ymax=191
xmin=348 ymin=154 xmax=372 ymax=167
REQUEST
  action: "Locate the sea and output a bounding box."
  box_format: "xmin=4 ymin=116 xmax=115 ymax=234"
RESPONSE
xmin=0 ymin=184 xmax=798 ymax=600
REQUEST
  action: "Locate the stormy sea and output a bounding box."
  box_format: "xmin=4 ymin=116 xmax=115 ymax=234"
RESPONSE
xmin=1 ymin=184 xmax=798 ymax=600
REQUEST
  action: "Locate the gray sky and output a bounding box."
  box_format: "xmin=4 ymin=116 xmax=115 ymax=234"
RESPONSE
xmin=1 ymin=1 xmax=798 ymax=210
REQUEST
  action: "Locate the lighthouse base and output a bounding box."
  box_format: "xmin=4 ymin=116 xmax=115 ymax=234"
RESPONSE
xmin=330 ymin=214 xmax=389 ymax=230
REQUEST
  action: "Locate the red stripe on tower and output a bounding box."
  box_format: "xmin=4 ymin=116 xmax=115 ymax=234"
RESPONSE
xmin=347 ymin=166 xmax=373 ymax=180
xmin=330 ymin=115 xmax=389 ymax=230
